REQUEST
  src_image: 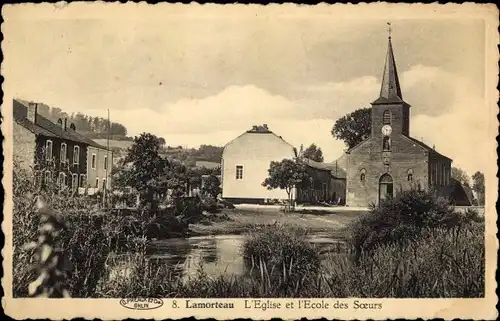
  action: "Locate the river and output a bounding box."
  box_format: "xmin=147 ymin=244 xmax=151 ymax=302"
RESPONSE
xmin=107 ymin=232 xmax=346 ymax=281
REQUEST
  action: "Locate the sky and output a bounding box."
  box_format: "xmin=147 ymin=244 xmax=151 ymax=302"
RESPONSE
xmin=3 ymin=5 xmax=495 ymax=176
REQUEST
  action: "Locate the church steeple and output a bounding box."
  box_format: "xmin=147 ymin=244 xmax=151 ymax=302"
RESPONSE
xmin=371 ymin=24 xmax=411 ymax=137
xmin=373 ymin=23 xmax=404 ymax=104
xmin=379 ymin=37 xmax=403 ymax=100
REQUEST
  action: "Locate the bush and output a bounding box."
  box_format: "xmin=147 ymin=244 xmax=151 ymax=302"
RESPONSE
xmin=324 ymin=222 xmax=484 ymax=298
xmin=348 ymin=189 xmax=466 ymax=257
xmin=12 ymin=164 xmax=128 ymax=297
xmin=242 ymin=224 xmax=321 ymax=295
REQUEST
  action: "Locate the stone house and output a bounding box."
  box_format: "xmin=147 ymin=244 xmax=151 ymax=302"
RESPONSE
xmin=13 ymin=98 xmax=112 ymax=193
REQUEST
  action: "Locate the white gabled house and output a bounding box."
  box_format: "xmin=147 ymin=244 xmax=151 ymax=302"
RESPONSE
xmin=221 ymin=124 xmax=296 ymax=204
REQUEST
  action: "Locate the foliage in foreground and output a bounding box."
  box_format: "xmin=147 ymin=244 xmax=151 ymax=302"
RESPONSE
xmin=348 ymin=189 xmax=483 ymax=258
xmin=98 ymin=221 xmax=484 ymax=299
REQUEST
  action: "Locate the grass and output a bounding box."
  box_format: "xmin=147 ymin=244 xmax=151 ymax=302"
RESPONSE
xmin=96 ymin=220 xmax=484 ymax=298
xmin=189 ymin=207 xmax=363 ymax=237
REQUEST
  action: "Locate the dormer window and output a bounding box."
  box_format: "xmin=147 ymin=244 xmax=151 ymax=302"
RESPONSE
xmin=383 ymin=110 xmax=392 ymax=125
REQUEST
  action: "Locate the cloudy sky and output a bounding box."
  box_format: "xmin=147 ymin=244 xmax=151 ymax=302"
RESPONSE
xmin=3 ymin=4 xmax=495 ymax=175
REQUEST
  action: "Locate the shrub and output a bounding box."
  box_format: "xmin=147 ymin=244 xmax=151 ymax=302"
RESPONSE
xmin=242 ymin=224 xmax=321 ymax=295
xmin=324 ymin=221 xmax=484 ymax=298
xmin=12 ymin=163 xmax=128 ymax=297
xmin=348 ymin=189 xmax=466 ymax=257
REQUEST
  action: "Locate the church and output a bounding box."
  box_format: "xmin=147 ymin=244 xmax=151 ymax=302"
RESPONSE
xmin=337 ymin=33 xmax=453 ymax=207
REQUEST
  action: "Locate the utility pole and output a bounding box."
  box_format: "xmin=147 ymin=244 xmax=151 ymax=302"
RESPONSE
xmin=103 ymin=108 xmax=110 ymax=208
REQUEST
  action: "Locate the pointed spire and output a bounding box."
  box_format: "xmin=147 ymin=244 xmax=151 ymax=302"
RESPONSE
xmin=378 ymin=24 xmax=403 ymax=101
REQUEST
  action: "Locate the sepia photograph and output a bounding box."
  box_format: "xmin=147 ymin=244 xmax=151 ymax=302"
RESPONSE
xmin=1 ymin=3 xmax=498 ymax=320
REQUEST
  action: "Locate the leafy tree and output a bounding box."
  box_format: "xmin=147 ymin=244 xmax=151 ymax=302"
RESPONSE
xmin=117 ymin=133 xmax=168 ymax=212
xmin=452 ymin=167 xmax=471 ymax=187
xmin=158 ymin=137 xmax=166 ymax=146
xmin=201 ymin=175 xmax=221 ymax=200
xmin=471 ymin=171 xmax=485 ymax=205
xmin=262 ymin=158 xmax=311 ymax=211
xmin=331 ymin=107 xmax=372 ymax=149
xmin=302 ymin=143 xmax=324 ymax=162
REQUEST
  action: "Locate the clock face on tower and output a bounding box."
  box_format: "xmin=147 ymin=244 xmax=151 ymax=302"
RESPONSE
xmin=382 ymin=125 xmax=392 ymax=136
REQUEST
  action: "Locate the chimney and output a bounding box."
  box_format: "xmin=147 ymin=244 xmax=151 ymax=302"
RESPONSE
xmin=64 ymin=118 xmax=67 ymax=130
xmin=57 ymin=118 xmax=63 ymax=128
xmin=433 ymin=144 xmax=435 ymax=150
xmin=263 ymin=124 xmax=268 ymax=130
xmin=27 ymin=102 xmax=38 ymax=123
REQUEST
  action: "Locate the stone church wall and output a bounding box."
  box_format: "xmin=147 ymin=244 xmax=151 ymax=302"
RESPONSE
xmin=345 ymin=134 xmax=429 ymax=207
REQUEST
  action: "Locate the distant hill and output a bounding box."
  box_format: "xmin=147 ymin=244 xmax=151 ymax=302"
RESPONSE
xmin=33 ymin=102 xmax=131 ymax=140
xmin=97 ymin=139 xmax=223 ymax=168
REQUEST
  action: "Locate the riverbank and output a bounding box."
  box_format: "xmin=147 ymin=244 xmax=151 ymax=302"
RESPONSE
xmin=189 ymin=206 xmax=367 ymax=237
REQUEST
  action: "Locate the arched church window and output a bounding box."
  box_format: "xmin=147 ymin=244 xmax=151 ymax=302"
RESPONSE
xmin=383 ymin=137 xmax=391 ymax=151
xmin=407 ymin=169 xmax=413 ymax=182
xmin=360 ymin=168 xmax=366 ymax=182
xmin=383 ymin=110 xmax=392 ymax=125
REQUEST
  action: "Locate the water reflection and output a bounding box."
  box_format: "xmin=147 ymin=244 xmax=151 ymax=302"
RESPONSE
xmin=108 ymin=233 xmax=345 ymax=281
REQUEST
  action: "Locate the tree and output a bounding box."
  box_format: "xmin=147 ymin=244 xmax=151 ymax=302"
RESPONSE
xmin=158 ymin=137 xmax=166 ymax=146
xmin=451 ymin=167 xmax=471 ymax=187
xmin=331 ymin=107 xmax=372 ymax=149
xmin=302 ymin=143 xmax=324 ymax=162
xmin=262 ymin=158 xmax=311 ymax=212
xmin=471 ymin=171 xmax=485 ymax=205
xmin=201 ymin=175 xmax=221 ymax=200
xmin=117 ymin=133 xmax=168 ymax=212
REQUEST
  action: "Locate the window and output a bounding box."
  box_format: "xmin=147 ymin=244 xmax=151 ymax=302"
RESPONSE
xmin=79 ymin=174 xmax=86 ymax=188
xmin=44 ymin=170 xmax=51 ymax=186
xmin=92 ymin=154 xmax=97 ymax=169
xmin=45 ymin=140 xmax=53 ymax=161
xmin=102 ymin=178 xmax=107 ymax=190
xmin=383 ymin=110 xmax=392 ymax=125
xmin=73 ymin=146 xmax=80 ymax=164
xmin=383 ymin=137 xmax=391 ymax=151
xmin=360 ymin=168 xmax=366 ymax=182
xmin=104 ymin=155 xmax=108 ymax=170
xmin=58 ymin=172 xmax=66 ymax=188
xmin=236 ymin=165 xmax=243 ymax=180
xmin=60 ymin=143 xmax=67 ymax=163
xmin=95 ymin=178 xmax=99 ymax=189
xmin=72 ymin=173 xmax=78 ymax=191
xmin=407 ymin=169 xmax=413 ymax=182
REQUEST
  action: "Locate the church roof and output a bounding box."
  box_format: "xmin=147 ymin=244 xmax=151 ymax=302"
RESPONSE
xmin=372 ymin=37 xmax=406 ymax=105
xmin=404 ymin=136 xmax=453 ymax=161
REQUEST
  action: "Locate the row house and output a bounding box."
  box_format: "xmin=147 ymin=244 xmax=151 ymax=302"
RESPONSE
xmin=13 ymin=99 xmax=112 ymax=194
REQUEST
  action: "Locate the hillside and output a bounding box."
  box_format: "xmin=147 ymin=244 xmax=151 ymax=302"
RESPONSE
xmin=96 ymin=139 xmax=223 ymax=168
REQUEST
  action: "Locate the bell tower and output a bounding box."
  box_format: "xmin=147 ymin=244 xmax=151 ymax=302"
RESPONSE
xmin=371 ymin=23 xmax=411 ymax=140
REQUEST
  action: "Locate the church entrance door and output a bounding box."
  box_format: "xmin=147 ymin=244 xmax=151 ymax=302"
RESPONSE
xmin=379 ymin=174 xmax=394 ymax=204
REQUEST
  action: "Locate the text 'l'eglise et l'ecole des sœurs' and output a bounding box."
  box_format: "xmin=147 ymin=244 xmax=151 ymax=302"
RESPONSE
xmin=221 ymin=34 xmax=471 ymax=208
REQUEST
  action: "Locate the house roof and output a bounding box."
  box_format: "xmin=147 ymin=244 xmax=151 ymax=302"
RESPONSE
xmin=223 ymin=125 xmax=295 ymax=153
xmin=14 ymin=98 xmax=108 ymax=150
xmin=303 ymin=158 xmax=347 ymax=179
